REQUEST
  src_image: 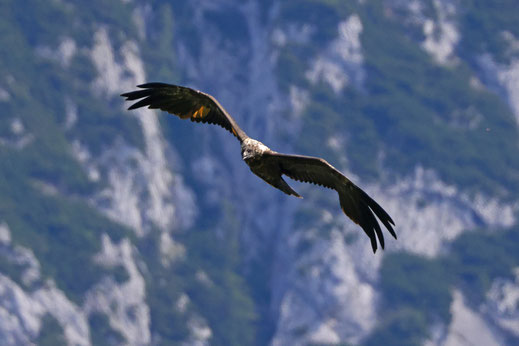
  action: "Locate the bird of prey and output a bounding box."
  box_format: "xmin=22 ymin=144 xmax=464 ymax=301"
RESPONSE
xmin=121 ymin=83 xmax=396 ymax=252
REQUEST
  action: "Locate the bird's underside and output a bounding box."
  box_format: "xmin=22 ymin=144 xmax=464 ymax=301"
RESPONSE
xmin=121 ymin=83 xmax=396 ymax=253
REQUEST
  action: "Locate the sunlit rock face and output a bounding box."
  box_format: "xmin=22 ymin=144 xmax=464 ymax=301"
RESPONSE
xmin=271 ymin=229 xmax=378 ymax=345
xmin=0 ymin=224 xmax=90 ymax=346
xmin=306 ymin=14 xmax=366 ymax=93
xmin=442 ymin=290 xmax=502 ymax=346
xmin=386 ymin=0 xmax=460 ymax=65
xmin=268 ymin=166 xmax=516 ymax=345
xmin=483 ymin=269 xmax=519 ymax=338
xmin=0 ymin=118 xmax=34 ymax=149
xmin=479 ymin=49 xmax=519 ymax=127
xmin=421 ymin=0 xmax=460 ymax=65
xmin=84 ymin=234 xmax=150 ymax=344
xmin=89 ymin=28 xmax=195 ymax=237
xmin=372 ymin=167 xmax=516 ymax=257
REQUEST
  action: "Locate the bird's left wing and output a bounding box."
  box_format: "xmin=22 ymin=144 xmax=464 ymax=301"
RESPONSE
xmin=263 ymin=152 xmax=396 ymax=252
xmin=121 ymin=83 xmax=247 ymax=141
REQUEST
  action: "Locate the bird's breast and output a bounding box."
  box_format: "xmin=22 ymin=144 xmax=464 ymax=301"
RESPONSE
xmin=244 ymin=155 xmax=261 ymax=167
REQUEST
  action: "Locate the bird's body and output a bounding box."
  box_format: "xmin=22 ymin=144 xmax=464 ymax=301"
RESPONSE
xmin=121 ymin=83 xmax=396 ymax=252
xmin=241 ymin=138 xmax=302 ymax=198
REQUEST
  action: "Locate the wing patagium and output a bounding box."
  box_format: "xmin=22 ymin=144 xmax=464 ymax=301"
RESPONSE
xmin=120 ymin=83 xmax=247 ymax=141
xmin=264 ymin=153 xmax=396 ymax=253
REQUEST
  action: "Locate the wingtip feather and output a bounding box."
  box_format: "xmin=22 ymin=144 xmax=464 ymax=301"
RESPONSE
xmin=370 ymin=236 xmax=377 ymax=253
xmin=137 ymin=82 xmax=171 ymax=89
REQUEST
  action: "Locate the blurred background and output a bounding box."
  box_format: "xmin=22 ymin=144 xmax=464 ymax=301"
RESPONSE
xmin=1 ymin=0 xmax=519 ymax=345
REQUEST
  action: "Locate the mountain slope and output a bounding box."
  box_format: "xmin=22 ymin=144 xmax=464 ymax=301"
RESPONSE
xmin=0 ymin=0 xmax=518 ymax=345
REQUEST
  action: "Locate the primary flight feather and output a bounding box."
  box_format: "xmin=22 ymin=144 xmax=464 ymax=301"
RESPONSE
xmin=121 ymin=83 xmax=396 ymax=253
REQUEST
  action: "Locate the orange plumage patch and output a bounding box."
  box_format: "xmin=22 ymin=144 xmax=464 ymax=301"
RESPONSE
xmin=193 ymin=106 xmax=209 ymax=119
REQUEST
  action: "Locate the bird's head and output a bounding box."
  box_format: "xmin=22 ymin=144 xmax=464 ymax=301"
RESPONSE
xmin=241 ymin=138 xmax=269 ymax=161
xmin=241 ymin=146 xmax=255 ymax=161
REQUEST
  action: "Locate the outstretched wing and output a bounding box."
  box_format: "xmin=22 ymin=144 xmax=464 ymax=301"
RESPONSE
xmin=121 ymin=83 xmax=247 ymax=141
xmin=264 ymin=152 xmax=396 ymax=253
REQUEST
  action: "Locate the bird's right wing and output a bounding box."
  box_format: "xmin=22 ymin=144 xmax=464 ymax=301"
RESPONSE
xmin=264 ymin=152 xmax=396 ymax=252
xmin=121 ymin=83 xmax=247 ymax=141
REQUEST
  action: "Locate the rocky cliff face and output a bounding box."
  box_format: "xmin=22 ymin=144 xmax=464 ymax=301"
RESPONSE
xmin=1 ymin=0 xmax=519 ymax=345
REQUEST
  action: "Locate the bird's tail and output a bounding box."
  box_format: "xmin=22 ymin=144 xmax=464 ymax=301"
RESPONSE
xmin=273 ymin=177 xmax=302 ymax=198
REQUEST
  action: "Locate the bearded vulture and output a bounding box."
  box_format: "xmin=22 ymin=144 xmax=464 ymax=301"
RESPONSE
xmin=121 ymin=83 xmax=396 ymax=252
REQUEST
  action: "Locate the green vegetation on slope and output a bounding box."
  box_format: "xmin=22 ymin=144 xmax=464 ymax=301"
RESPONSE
xmin=276 ymin=0 xmax=519 ymax=199
xmin=460 ymin=0 xmax=519 ymax=63
xmin=366 ymin=227 xmax=519 ymax=345
xmin=1 ymin=0 xmax=519 ymax=345
xmin=0 ymin=0 xmax=142 ymax=305
xmin=89 ymin=312 xmax=126 ymax=346
xmin=36 ymin=314 xmax=67 ymax=346
xmin=140 ymin=4 xmax=259 ymax=344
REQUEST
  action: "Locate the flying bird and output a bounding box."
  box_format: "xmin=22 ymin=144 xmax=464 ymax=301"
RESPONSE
xmin=121 ymin=83 xmax=396 ymax=252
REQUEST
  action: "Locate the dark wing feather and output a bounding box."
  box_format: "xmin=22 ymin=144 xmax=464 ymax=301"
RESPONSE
xmin=264 ymin=153 xmax=396 ymax=253
xmin=121 ymin=83 xmax=247 ymax=141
